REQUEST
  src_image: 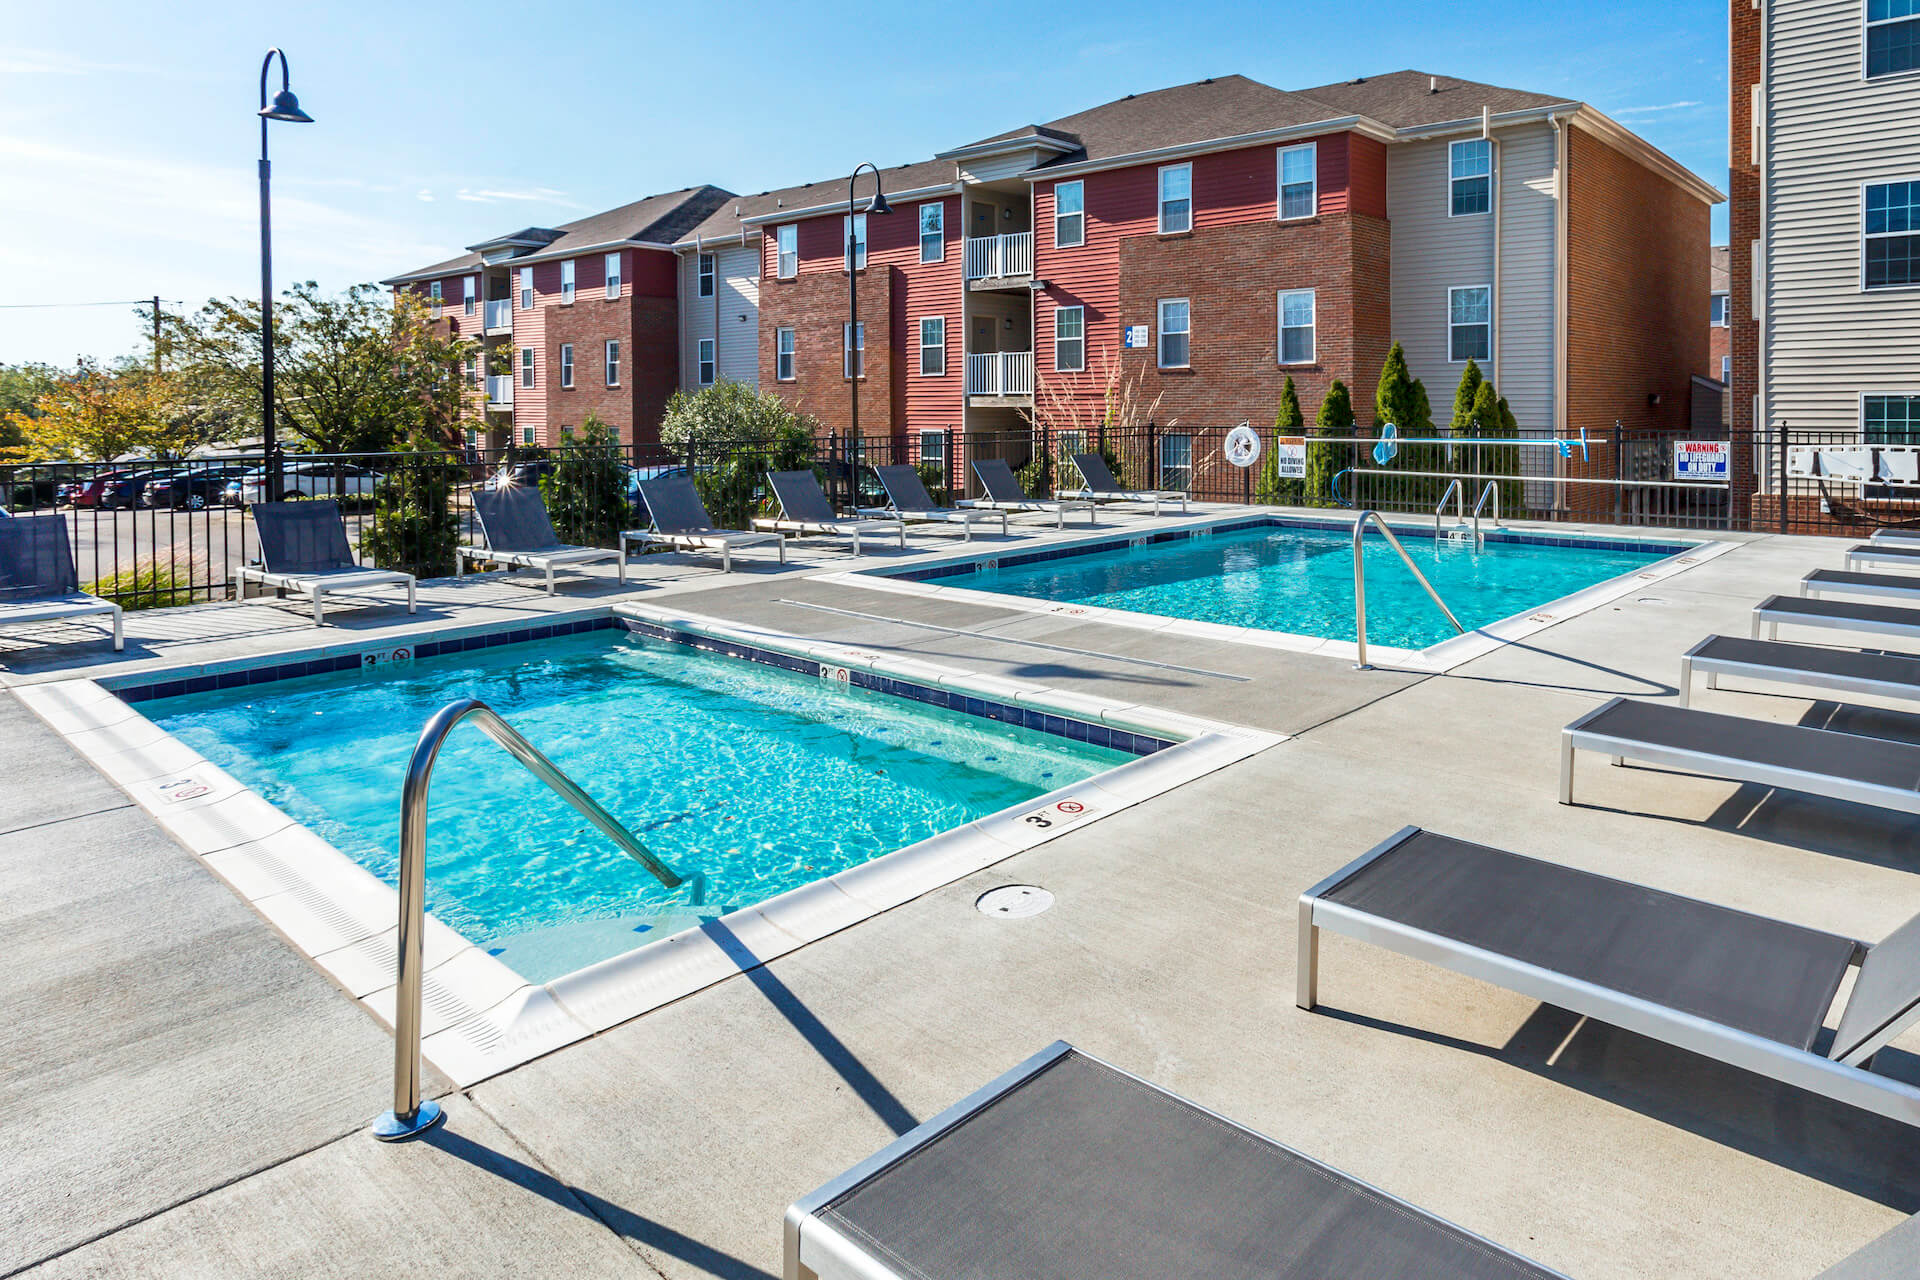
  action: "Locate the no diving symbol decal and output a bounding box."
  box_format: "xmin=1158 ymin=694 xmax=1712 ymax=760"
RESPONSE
xmin=1018 ymin=796 xmax=1096 ymax=833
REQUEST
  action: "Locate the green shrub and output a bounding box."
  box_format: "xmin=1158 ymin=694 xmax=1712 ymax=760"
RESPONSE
xmin=691 ymin=423 xmax=814 ymax=529
xmin=358 ymin=444 xmax=461 ymax=579
xmin=661 ymin=382 xmax=821 ymax=453
xmin=540 ymin=415 xmax=630 ymax=547
xmin=1371 ymin=342 xmax=1436 ymax=507
xmin=1306 ymin=379 xmax=1354 ymax=507
xmin=1255 ymin=376 xmax=1306 ymax=505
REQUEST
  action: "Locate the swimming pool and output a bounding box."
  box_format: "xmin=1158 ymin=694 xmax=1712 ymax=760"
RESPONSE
xmin=893 ymin=520 xmax=1697 ymax=651
xmin=142 ymin=627 xmax=1132 ymax=982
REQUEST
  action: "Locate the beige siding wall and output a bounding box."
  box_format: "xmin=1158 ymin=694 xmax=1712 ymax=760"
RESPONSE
xmin=1496 ymin=123 xmax=1560 ymax=438
xmin=1388 ymin=135 xmax=1496 ymax=399
xmin=1764 ymin=0 xmax=1920 ymax=432
xmin=678 ymin=250 xmax=712 ymax=393
xmin=679 ymin=241 xmax=762 ymax=392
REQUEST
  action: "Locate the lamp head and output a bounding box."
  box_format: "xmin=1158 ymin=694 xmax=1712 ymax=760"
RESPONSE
xmin=865 ymin=189 xmax=893 ymax=217
xmin=260 ymin=89 xmax=313 ymax=123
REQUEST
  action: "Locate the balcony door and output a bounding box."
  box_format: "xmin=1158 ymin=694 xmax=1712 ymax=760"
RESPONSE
xmin=971 ymin=200 xmax=997 ymax=240
xmin=972 ymin=315 xmax=998 ymax=355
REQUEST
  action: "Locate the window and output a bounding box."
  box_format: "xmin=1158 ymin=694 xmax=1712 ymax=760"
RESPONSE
xmin=844 ymin=213 xmax=868 ymax=271
xmin=919 ymin=316 xmax=945 ymax=375
xmin=604 ymin=340 xmax=620 ymax=385
xmin=1866 ymin=394 xmax=1920 ymax=444
xmin=1449 ymin=286 xmax=1493 ymax=361
xmin=1158 ymin=164 xmax=1192 ymax=234
xmin=1868 ymin=0 xmax=1920 ymax=78
xmin=559 ymin=343 xmax=574 ymax=389
xmin=918 ymin=202 xmax=944 ymax=263
xmin=520 ymin=425 xmax=536 ymax=446
xmin=519 ymin=267 xmax=534 ymax=309
xmin=1721 ymin=355 xmax=1731 ymax=384
xmin=777 ymin=225 xmax=798 ymax=279
xmin=1865 ymin=181 xmax=1919 ymax=289
xmin=561 ymin=259 xmax=575 ymax=304
xmin=775 ymin=327 xmax=796 ymax=381
xmin=919 ymin=430 xmax=946 ymax=467
xmin=844 ymin=322 xmax=865 ymax=378
xmin=1450 ymin=139 xmax=1492 ymax=216
xmin=1159 ymin=433 xmax=1193 ymax=491
xmin=1710 ymin=293 xmax=1728 ymax=325
xmin=1157 ymin=298 xmax=1190 ymax=368
xmin=698 ymin=338 xmax=715 ymax=386
xmin=1278 ymin=143 xmax=1317 ymax=220
xmin=1054 ymin=180 xmax=1085 ymax=248
xmin=465 ymin=354 xmax=478 ymax=387
xmin=428 ymin=280 xmax=442 ymax=318
xmin=1054 ymin=306 xmax=1085 ymax=371
xmin=604 ymin=253 xmax=621 ymax=299
xmin=519 ymin=347 xmax=535 ymax=387
xmin=1278 ymin=289 xmax=1315 ymax=364
xmin=698 ymin=253 xmax=715 ymax=297
xmin=463 ymin=275 xmax=477 ymax=316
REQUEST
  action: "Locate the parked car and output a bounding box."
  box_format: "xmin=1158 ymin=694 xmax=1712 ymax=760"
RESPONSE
xmin=484 ymin=460 xmax=557 ymax=492
xmin=144 ymin=466 xmax=253 ymax=511
xmin=99 ymin=469 xmax=185 ymax=510
xmin=231 ymin=461 xmax=384 ymax=506
xmin=64 ymin=470 xmax=136 ymax=509
xmin=3 ymin=465 xmax=85 ymax=512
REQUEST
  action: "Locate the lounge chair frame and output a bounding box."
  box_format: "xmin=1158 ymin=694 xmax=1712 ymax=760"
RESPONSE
xmin=1751 ymin=594 xmax=1920 ymax=643
xmin=0 ymin=514 xmax=123 ymax=651
xmin=1058 ymin=452 xmax=1189 ymax=515
xmin=1680 ymin=635 xmax=1920 ymax=707
xmin=622 ymin=475 xmax=786 ymax=573
xmin=236 ymin=501 xmax=415 ymax=625
xmin=750 ymin=471 xmax=906 ymax=554
xmin=1846 ymin=542 xmax=1920 ymax=571
xmin=857 ymin=465 xmax=1008 ymax=540
xmin=1298 ymin=827 xmax=1920 ymax=1128
xmin=1801 ymin=569 xmax=1920 ymax=604
xmin=457 ymin=488 xmax=622 ymax=594
xmin=956 ymin=458 xmax=1097 ymax=528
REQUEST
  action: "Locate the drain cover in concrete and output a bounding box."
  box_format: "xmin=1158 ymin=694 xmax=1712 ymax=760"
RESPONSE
xmin=976 ymin=885 xmax=1055 ymax=919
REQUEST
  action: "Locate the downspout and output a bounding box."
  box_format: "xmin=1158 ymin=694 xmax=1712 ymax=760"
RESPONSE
xmin=1486 ymin=106 xmax=1501 ymax=388
xmin=1551 ymin=109 xmax=1570 ymax=513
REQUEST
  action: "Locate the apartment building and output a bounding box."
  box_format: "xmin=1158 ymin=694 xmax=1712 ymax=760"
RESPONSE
xmin=1710 ymin=244 xmax=1731 ymax=387
xmin=1731 ymin=0 xmax=1919 ymax=521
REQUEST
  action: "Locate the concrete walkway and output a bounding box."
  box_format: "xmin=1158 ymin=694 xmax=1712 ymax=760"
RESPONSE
xmin=7 ymin=513 xmax=1920 ymax=1277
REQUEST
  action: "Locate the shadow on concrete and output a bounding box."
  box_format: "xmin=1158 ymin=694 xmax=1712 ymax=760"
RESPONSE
xmin=1435 ymin=636 xmax=1677 ymax=699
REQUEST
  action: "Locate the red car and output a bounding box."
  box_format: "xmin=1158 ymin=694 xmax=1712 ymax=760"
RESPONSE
xmin=64 ymin=471 xmax=133 ymax=508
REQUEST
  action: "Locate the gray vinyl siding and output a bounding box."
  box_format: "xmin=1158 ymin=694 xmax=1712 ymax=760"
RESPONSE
xmin=679 ymin=251 xmax=714 ymax=392
xmin=1764 ymin=0 xmax=1920 ymax=433
xmin=1388 ymin=135 xmax=1496 ymax=395
xmin=1494 ymin=123 xmax=1559 ymax=440
xmin=679 ymin=242 xmax=761 ymax=391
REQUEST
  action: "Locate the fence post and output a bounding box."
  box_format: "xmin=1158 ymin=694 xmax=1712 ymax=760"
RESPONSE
xmin=1611 ymin=419 xmax=1623 ymax=527
xmin=1147 ymin=421 xmax=1159 ymax=489
xmin=1777 ymin=420 xmax=1788 ymax=535
xmin=947 ymin=427 xmax=958 ymax=498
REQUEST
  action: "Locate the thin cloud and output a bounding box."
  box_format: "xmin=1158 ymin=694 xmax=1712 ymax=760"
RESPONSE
xmin=418 ymin=189 xmax=435 ymax=202
xmin=1609 ymin=101 xmax=1704 ymax=117
xmin=454 ymin=186 xmax=580 ymax=207
xmin=0 ymin=48 xmax=141 ymax=75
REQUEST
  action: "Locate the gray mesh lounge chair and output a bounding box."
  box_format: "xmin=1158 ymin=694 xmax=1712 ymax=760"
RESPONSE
xmin=1300 ymin=827 xmax=1920 ymax=1128
xmin=1868 ymin=527 xmax=1920 ymax=545
xmin=1803 ymin=569 xmax=1920 ymax=603
xmin=1561 ymin=695 xmax=1920 ymax=815
xmin=858 ymin=465 xmax=1007 ymax=540
xmin=957 ymin=457 xmax=1097 ymax=528
xmin=785 ymin=1040 xmax=1568 ymax=1280
xmin=459 ymin=487 xmax=620 ymax=594
xmin=751 ymin=470 xmax=904 ymax=553
xmin=1681 ymin=635 xmax=1920 ymax=707
xmin=621 ymin=474 xmax=785 ymax=572
xmin=1846 ymin=542 xmax=1920 ymax=571
xmin=238 ymin=501 xmax=415 ymax=625
xmin=1060 ymin=451 xmax=1188 ymax=515
xmin=1754 ymin=593 xmax=1920 ymax=643
xmin=0 ymin=514 xmax=121 ymax=651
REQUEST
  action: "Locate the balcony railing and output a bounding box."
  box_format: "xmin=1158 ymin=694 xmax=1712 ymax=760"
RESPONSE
xmin=485 ymin=375 xmax=514 ymax=408
xmin=483 ymin=299 xmax=512 ymax=331
xmin=964 ymin=231 xmax=1034 ymax=281
xmin=965 ymin=351 xmax=1035 ymax=397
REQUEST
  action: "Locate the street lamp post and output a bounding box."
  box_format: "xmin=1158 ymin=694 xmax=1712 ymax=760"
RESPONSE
xmin=845 ymin=163 xmax=891 ymax=505
xmin=258 ymin=48 xmax=313 ymax=503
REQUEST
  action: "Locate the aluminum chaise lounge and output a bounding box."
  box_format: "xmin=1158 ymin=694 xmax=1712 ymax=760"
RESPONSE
xmin=956 ymin=457 xmax=1098 ymax=528
xmin=1299 ymin=826 xmax=1920 ymax=1129
xmin=0 ymin=514 xmax=121 ymax=651
xmin=459 ymin=487 xmax=621 ymax=593
xmin=1845 ymin=541 xmax=1920 ymax=571
xmin=1059 ymin=451 xmax=1188 ymax=515
xmin=785 ymin=1039 xmax=1569 ymax=1280
xmin=857 ymin=464 xmax=1007 ymax=540
xmin=750 ymin=470 xmax=905 ymax=554
xmin=622 ymin=474 xmax=785 ymax=572
xmin=1802 ymin=568 xmax=1920 ymax=604
xmin=237 ymin=501 xmax=415 ymax=625
xmin=1561 ymin=695 xmax=1920 ymax=816
xmin=1681 ymin=635 xmax=1920 ymax=707
xmin=1752 ymin=594 xmax=1920 ymax=643
xmin=1868 ymin=527 xmax=1920 ymax=545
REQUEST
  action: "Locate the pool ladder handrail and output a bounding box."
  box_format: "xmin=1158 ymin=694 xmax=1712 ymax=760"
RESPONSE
xmin=371 ymin=696 xmax=684 ymax=1142
xmin=1434 ymin=478 xmax=1465 ymax=536
xmin=1471 ymin=480 xmax=1500 ymax=537
xmin=1352 ymin=510 xmax=1466 ymax=671
xmin=1437 ymin=478 xmax=1503 ymax=548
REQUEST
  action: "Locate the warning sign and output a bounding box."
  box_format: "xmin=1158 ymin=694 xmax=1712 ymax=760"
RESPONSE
xmin=1673 ymin=440 xmax=1729 ymax=482
xmin=1274 ymin=436 xmax=1307 ymax=479
xmin=1017 ymin=796 xmax=1098 ymax=833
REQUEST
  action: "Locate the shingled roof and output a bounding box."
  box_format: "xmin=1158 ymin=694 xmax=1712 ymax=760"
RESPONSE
xmin=1292 ymin=71 xmax=1573 ymax=128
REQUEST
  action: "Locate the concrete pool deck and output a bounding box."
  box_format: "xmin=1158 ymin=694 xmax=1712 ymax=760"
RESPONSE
xmin=4 ymin=506 xmax=1919 ymax=1278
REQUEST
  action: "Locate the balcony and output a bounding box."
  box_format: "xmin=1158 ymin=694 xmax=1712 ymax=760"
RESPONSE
xmin=964 ymin=232 xmax=1033 ymax=287
xmin=485 ymin=375 xmax=514 ymax=410
xmin=965 ymin=351 xmax=1034 ymax=401
xmin=483 ymin=299 xmax=513 ymax=334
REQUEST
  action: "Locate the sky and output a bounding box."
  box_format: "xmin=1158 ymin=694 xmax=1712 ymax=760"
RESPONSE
xmin=0 ymin=0 xmax=1729 ymax=367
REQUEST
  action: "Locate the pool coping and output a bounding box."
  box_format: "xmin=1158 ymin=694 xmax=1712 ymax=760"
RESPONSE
xmin=812 ymin=510 xmax=1743 ymax=673
xmin=14 ymin=601 xmax=1282 ymax=1089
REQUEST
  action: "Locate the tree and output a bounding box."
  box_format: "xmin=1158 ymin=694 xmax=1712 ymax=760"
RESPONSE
xmin=541 ymin=414 xmax=632 ymax=547
xmin=357 ymin=441 xmax=463 ymax=580
xmin=1449 ymin=359 xmax=1484 ymax=435
xmin=0 ymin=363 xmax=60 ymax=453
xmin=1371 ymin=341 xmax=1437 ymax=504
xmin=1255 ymin=375 xmax=1305 ymax=505
xmin=2 ymin=360 xmax=201 ymax=461
xmin=660 ymin=381 xmax=822 ymax=453
xmin=1465 ymin=382 xmax=1524 ymax=517
xmin=1306 ymin=379 xmax=1354 ymax=507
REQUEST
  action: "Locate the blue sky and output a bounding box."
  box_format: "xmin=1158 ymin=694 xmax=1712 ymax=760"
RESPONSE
xmin=0 ymin=0 xmax=1728 ymax=366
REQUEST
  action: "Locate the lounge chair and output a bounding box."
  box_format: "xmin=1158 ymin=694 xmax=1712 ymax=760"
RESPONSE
xmin=621 ymin=474 xmax=785 ymax=572
xmin=1682 ymin=634 xmax=1920 ymax=707
xmin=1059 ymin=451 xmax=1188 ymax=515
xmin=1753 ymin=594 xmax=1920 ymax=643
xmin=751 ymin=470 xmax=905 ymax=554
xmin=957 ymin=457 xmax=1098 ymax=528
xmin=459 ymin=487 xmax=621 ymax=593
xmin=858 ymin=465 xmax=1007 ymax=539
xmin=1802 ymin=569 xmax=1920 ymax=604
xmin=1300 ymin=826 xmax=1920 ymax=1129
xmin=1868 ymin=527 xmax=1920 ymax=545
xmin=237 ymin=501 xmax=415 ymax=625
xmin=784 ymin=1039 xmax=1568 ymax=1280
xmin=0 ymin=514 xmax=122 ymax=651
xmin=1561 ymin=695 xmax=1920 ymax=815
xmin=1846 ymin=542 xmax=1920 ymax=571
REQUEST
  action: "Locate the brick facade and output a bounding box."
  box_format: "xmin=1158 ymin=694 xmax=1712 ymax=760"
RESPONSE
xmin=1728 ymin=0 xmax=1762 ymax=518
xmin=758 ymin=266 xmax=898 ymax=437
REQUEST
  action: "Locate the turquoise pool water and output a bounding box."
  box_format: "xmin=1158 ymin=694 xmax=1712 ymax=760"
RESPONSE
xmin=940 ymin=523 xmax=1686 ymax=649
xmin=144 ymin=631 xmax=1128 ymax=981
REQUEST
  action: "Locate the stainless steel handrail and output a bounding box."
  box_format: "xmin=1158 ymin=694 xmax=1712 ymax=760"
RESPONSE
xmin=370 ymin=697 xmax=684 ymax=1141
xmin=1434 ymin=478 xmax=1464 ymax=536
xmin=1471 ymin=480 xmax=1501 ymax=540
xmin=1352 ymin=510 xmax=1466 ymax=671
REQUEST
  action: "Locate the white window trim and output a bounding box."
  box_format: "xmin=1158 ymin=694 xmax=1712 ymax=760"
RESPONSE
xmin=605 ymin=339 xmax=620 ymax=386
xmin=1862 ymin=177 xmax=1920 ymax=292
xmin=559 ymin=343 xmax=574 ymax=389
xmin=1861 ymin=391 xmax=1920 ymax=446
xmin=918 ymin=202 xmax=944 ymax=264
xmin=1158 ymin=163 xmax=1193 ymax=235
xmin=1448 ymin=138 xmax=1493 ymax=219
xmin=1276 ymin=142 xmax=1317 ymax=222
xmin=1277 ymin=288 xmax=1316 ymax=366
xmin=776 ymin=225 xmax=798 ymax=279
xmin=775 ymin=327 xmax=796 ymax=381
xmin=698 ymin=338 xmax=716 ymax=387
xmin=698 ymin=253 xmax=715 ymax=297
xmin=1447 ymin=284 xmax=1494 ymax=363
xmin=1053 ymin=305 xmax=1085 ymax=372
xmin=919 ymin=315 xmax=946 ymax=376
xmin=428 ymin=280 xmax=442 ymax=317
xmin=519 ymin=267 xmax=534 ymax=310
xmin=1054 ymin=180 xmax=1086 ymax=249
xmin=1157 ymin=297 xmax=1191 ymax=369
xmin=520 ymin=347 xmax=535 ymax=388
xmin=1710 ymin=292 xmax=1729 ymax=326
xmin=919 ymin=429 xmax=947 ymax=464
xmin=843 ymin=213 xmax=868 ymax=272
xmin=843 ymin=321 xmax=866 ymax=379
xmin=604 ymin=252 xmax=621 ymax=300
xmin=521 ymin=425 xmax=536 ymax=447
xmin=1864 ymin=0 xmax=1920 ymax=80
xmin=561 ymin=258 xmax=576 ymax=304
xmin=463 ymin=275 xmax=477 ymax=315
